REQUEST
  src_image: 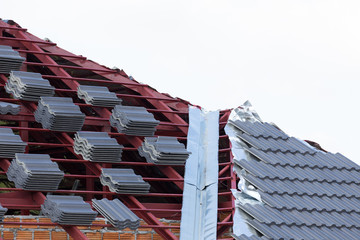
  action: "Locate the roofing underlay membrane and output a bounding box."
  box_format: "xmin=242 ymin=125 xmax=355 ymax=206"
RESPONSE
xmin=0 ymin=19 xmax=359 ymax=240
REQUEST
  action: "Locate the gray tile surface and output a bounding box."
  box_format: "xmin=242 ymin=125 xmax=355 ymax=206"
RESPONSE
xmin=230 ymin=120 xmax=360 ymax=240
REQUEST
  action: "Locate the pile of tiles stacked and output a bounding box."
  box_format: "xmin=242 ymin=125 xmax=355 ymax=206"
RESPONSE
xmin=229 ymin=120 xmax=360 ymax=240
xmin=138 ymin=136 xmax=190 ymax=165
xmin=100 ymin=168 xmax=150 ymax=194
xmin=110 ymin=105 xmax=159 ymax=136
xmin=34 ymin=97 xmax=85 ymax=132
xmin=77 ymin=85 xmax=122 ymax=107
xmin=6 ymin=153 xmax=64 ymax=191
xmin=41 ymin=195 xmax=97 ymax=225
xmin=0 ymin=102 xmax=20 ymax=115
xmin=74 ymin=131 xmax=123 ymax=163
xmin=0 ymin=203 xmax=7 ymax=222
xmin=0 ymin=128 xmax=27 ymax=158
xmin=92 ymin=198 xmax=140 ymax=230
xmin=5 ymin=71 xmax=55 ymax=101
xmin=0 ymin=45 xmax=25 ymax=73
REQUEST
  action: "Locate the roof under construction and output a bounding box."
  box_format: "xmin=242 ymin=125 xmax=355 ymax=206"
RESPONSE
xmin=0 ymin=19 xmax=359 ymax=240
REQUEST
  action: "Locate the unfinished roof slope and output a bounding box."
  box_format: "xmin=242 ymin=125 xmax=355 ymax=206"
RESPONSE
xmin=0 ymin=19 xmax=233 ymax=240
xmin=229 ymin=119 xmax=360 ymax=240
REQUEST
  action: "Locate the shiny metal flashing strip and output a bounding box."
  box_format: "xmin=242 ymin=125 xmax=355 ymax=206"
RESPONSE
xmin=180 ymin=106 xmax=219 ymax=240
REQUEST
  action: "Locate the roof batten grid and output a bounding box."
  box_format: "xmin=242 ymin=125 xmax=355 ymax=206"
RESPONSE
xmin=0 ymin=20 xmax=235 ymax=239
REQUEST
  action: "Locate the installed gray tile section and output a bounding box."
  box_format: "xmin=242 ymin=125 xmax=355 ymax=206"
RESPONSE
xmin=7 ymin=153 xmax=64 ymax=191
xmin=0 ymin=45 xmax=25 ymax=73
xmin=0 ymin=128 xmax=27 ymax=158
xmin=5 ymin=71 xmax=55 ymax=101
xmin=34 ymin=97 xmax=85 ymax=132
xmin=74 ymin=131 xmax=123 ymax=163
xmin=100 ymin=168 xmax=150 ymax=194
xmin=92 ymin=198 xmax=140 ymax=230
xmin=0 ymin=101 xmax=20 ymax=115
xmin=230 ymin=120 xmax=360 ymax=240
xmin=41 ymin=195 xmax=97 ymax=225
xmin=229 ymin=120 xmax=288 ymax=140
xmin=77 ymin=85 xmax=122 ymax=107
xmin=138 ymin=136 xmax=190 ymax=165
xmin=110 ymin=104 xmax=159 ymax=136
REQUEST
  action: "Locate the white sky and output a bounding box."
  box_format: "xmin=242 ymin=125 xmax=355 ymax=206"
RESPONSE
xmin=1 ymin=0 xmax=360 ymax=164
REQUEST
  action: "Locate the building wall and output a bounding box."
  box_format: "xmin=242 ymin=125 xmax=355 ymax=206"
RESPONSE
xmin=0 ymin=216 xmax=180 ymax=240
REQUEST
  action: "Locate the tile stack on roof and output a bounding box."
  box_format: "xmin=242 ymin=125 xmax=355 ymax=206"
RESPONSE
xmin=229 ymin=120 xmax=360 ymax=240
xmin=0 ymin=45 xmax=25 ymax=73
xmin=110 ymin=105 xmax=159 ymax=136
xmin=34 ymin=97 xmax=85 ymax=132
xmin=92 ymin=198 xmax=140 ymax=230
xmin=5 ymin=71 xmax=55 ymax=101
xmin=0 ymin=203 xmax=7 ymax=222
xmin=100 ymin=168 xmax=150 ymax=194
xmin=6 ymin=153 xmax=64 ymax=191
xmin=138 ymin=136 xmax=190 ymax=165
xmin=41 ymin=195 xmax=97 ymax=225
xmin=74 ymin=131 xmax=123 ymax=163
xmin=0 ymin=128 xmax=27 ymax=158
xmin=0 ymin=101 xmax=20 ymax=115
xmin=77 ymin=85 xmax=122 ymax=107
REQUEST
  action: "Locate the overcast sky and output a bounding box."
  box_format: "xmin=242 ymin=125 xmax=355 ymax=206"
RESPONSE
xmin=2 ymin=0 xmax=360 ymax=164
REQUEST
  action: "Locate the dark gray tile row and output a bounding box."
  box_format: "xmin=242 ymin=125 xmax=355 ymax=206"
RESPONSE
xmin=138 ymin=136 xmax=190 ymax=165
xmin=100 ymin=168 xmax=150 ymax=194
xmin=77 ymin=85 xmax=122 ymax=107
xmin=230 ymin=120 xmax=288 ymax=140
xmin=239 ymin=203 xmax=360 ymax=228
xmin=5 ymin=71 xmax=55 ymax=101
xmin=247 ymin=218 xmax=360 ymax=240
xmin=41 ymin=195 xmax=97 ymax=225
xmin=0 ymin=101 xmax=20 ymax=115
xmin=92 ymin=198 xmax=140 ymax=230
xmin=246 ymin=147 xmax=360 ymax=171
xmin=234 ymin=234 xmax=270 ymax=240
xmin=74 ymin=131 xmax=123 ymax=163
xmin=236 ymin=158 xmax=360 ymax=184
xmin=260 ymin=193 xmax=360 ymax=213
xmin=244 ymin=174 xmax=360 ymax=198
xmin=238 ymin=133 xmax=316 ymax=154
xmin=34 ymin=97 xmax=85 ymax=132
xmin=6 ymin=153 xmax=64 ymax=191
xmin=110 ymin=105 xmax=159 ymax=136
xmin=0 ymin=128 xmax=27 ymax=158
xmin=0 ymin=45 xmax=25 ymax=74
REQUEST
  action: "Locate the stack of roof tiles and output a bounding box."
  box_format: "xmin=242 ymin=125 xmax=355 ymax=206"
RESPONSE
xmin=0 ymin=128 xmax=27 ymax=158
xmin=0 ymin=203 xmax=7 ymax=222
xmin=73 ymin=131 xmax=123 ymax=163
xmin=6 ymin=153 xmax=64 ymax=191
xmin=5 ymin=71 xmax=55 ymax=101
xmin=100 ymin=168 xmax=150 ymax=194
xmin=110 ymin=104 xmax=159 ymax=136
xmin=34 ymin=97 xmax=85 ymax=132
xmin=0 ymin=45 xmax=25 ymax=73
xmin=41 ymin=195 xmax=97 ymax=225
xmin=229 ymin=120 xmax=360 ymax=240
xmin=77 ymin=85 xmax=122 ymax=107
xmin=138 ymin=136 xmax=190 ymax=165
xmin=92 ymin=198 xmax=140 ymax=230
xmin=0 ymin=101 xmax=20 ymax=115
